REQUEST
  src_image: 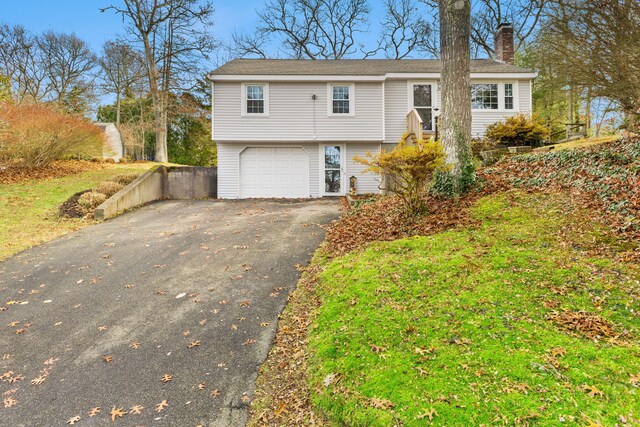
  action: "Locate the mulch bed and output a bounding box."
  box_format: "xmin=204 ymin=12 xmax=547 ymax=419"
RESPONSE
xmin=0 ymin=160 xmax=104 ymax=184
xmin=58 ymin=190 xmax=90 ymax=219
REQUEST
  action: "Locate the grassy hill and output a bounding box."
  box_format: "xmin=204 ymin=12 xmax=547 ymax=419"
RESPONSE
xmin=249 ymin=137 xmax=640 ymax=427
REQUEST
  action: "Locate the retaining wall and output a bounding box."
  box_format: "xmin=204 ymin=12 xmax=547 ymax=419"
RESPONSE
xmin=94 ymin=166 xmax=217 ymax=220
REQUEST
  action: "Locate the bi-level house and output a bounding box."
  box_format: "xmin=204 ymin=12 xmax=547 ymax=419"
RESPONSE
xmin=209 ymin=24 xmax=536 ymax=199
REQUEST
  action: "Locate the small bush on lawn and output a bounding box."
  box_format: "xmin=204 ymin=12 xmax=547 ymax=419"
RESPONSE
xmin=0 ymin=102 xmax=104 ymax=168
xmin=111 ymin=173 xmax=139 ymax=186
xmin=93 ymin=181 xmax=124 ymax=197
xmin=77 ymin=191 xmax=107 ymax=210
xmin=354 ymin=135 xmax=446 ymax=213
xmin=485 ymin=114 xmax=548 ymax=147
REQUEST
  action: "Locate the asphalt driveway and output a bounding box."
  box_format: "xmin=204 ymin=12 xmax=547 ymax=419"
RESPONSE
xmin=0 ymin=199 xmax=340 ymax=426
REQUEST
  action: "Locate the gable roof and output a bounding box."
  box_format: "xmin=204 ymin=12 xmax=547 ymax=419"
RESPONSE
xmin=209 ymin=58 xmax=535 ymax=77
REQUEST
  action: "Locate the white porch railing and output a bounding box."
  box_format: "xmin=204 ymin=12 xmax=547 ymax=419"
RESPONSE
xmin=406 ymin=109 xmax=423 ymax=142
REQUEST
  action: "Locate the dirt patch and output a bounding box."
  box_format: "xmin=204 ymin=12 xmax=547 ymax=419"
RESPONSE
xmin=0 ymin=160 xmax=103 ymax=184
xmin=59 ymin=190 xmax=90 ymax=218
xmin=548 ymin=310 xmax=617 ymax=340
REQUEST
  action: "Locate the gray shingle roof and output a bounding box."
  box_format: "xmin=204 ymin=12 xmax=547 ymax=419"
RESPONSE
xmin=209 ymin=58 xmax=534 ymax=76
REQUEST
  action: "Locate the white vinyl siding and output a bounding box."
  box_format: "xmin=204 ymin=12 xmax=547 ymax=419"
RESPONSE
xmin=218 ymin=142 xmax=382 ymax=198
xmin=346 ymin=143 xmax=382 ymax=194
xmin=471 ymin=80 xmax=531 ymax=137
xmin=213 ymin=82 xmax=383 ymax=142
xmin=384 ymin=80 xmax=408 ymax=144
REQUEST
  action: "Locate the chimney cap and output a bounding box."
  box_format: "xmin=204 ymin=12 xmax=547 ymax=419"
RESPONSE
xmin=497 ymin=22 xmax=513 ymax=30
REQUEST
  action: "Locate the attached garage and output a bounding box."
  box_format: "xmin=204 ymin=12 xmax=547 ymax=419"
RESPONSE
xmin=239 ymin=147 xmax=310 ymax=198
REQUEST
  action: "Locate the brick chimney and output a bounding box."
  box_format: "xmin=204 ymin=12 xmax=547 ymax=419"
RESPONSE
xmin=494 ymin=23 xmax=514 ymax=65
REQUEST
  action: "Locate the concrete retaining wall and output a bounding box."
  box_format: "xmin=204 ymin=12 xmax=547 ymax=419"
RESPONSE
xmin=166 ymin=167 xmax=217 ymax=199
xmin=94 ymin=166 xmax=217 ymax=220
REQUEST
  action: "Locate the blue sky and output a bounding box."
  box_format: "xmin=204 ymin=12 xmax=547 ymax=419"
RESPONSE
xmin=1 ymin=0 xmax=386 ymax=63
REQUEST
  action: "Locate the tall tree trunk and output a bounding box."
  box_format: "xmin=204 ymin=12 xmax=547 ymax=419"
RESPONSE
xmin=115 ymin=91 xmax=121 ymax=125
xmin=141 ymin=36 xmax=168 ymax=163
xmin=438 ymin=0 xmax=473 ymax=193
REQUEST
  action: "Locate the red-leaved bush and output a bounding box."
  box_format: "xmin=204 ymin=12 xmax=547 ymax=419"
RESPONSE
xmin=0 ymin=102 xmax=105 ymax=168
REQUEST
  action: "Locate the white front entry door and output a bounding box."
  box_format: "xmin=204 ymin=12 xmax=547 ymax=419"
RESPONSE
xmin=239 ymin=147 xmax=309 ymax=198
xmin=320 ymin=144 xmax=346 ymax=196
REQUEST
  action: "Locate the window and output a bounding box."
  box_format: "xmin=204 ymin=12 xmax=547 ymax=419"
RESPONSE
xmin=329 ymin=84 xmax=354 ymax=115
xmin=412 ymin=84 xmax=434 ymax=131
xmin=504 ymin=83 xmax=514 ymax=110
xmin=471 ymin=84 xmax=499 ymax=110
xmin=243 ymin=83 xmax=268 ymax=115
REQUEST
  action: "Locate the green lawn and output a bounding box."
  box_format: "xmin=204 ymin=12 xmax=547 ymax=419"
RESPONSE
xmin=0 ymin=163 xmax=153 ymax=260
xmin=308 ymin=191 xmax=640 ymax=426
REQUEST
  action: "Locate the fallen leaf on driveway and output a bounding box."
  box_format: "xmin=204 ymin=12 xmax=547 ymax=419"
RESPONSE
xmin=87 ymin=407 xmax=101 ymax=417
xmin=161 ymin=374 xmax=173 ymax=383
xmin=66 ymin=415 xmax=81 ymax=425
xmin=155 ymin=400 xmax=168 ymax=412
xmin=188 ymin=340 xmax=201 ymax=349
xmin=110 ymin=406 xmax=127 ymax=421
xmin=129 ymin=405 xmax=144 ymax=414
xmin=4 ymin=397 xmax=17 ymax=408
xmin=103 ymin=355 xmax=113 ymax=363
xmin=242 ymin=339 xmax=256 ymax=346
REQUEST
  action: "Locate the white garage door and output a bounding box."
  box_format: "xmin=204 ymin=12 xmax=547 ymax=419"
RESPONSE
xmin=239 ymin=147 xmax=309 ymax=198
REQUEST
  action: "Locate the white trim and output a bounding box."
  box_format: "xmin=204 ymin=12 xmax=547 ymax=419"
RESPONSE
xmin=381 ymin=81 xmax=386 ymax=141
xmin=407 ymin=81 xmax=437 ymax=131
xmin=327 ymin=83 xmax=356 ymax=117
xmin=212 ymin=74 xmax=385 ymax=82
xmin=319 ymin=143 xmax=346 ymax=196
xmin=209 ymin=72 xmax=538 ymax=82
xmin=211 ymin=81 xmax=215 ymax=140
xmin=241 ymin=82 xmax=269 ymax=117
xmin=529 ymin=80 xmax=533 ymax=112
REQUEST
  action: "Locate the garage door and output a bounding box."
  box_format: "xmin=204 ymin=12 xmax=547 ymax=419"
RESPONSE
xmin=239 ymin=147 xmax=309 ymax=198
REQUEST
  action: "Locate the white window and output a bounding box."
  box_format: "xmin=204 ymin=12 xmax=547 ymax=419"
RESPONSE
xmin=471 ymin=83 xmax=499 ymax=110
xmin=328 ymin=83 xmax=355 ymax=116
xmin=408 ymin=82 xmax=436 ymax=132
xmin=242 ymin=83 xmax=269 ymax=116
xmin=504 ymin=83 xmax=514 ymax=110
xmin=471 ymin=82 xmax=518 ymax=111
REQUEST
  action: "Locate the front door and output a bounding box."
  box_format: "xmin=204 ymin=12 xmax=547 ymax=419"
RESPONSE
xmin=412 ymin=84 xmax=434 ymax=132
xmin=321 ymin=144 xmax=345 ymax=196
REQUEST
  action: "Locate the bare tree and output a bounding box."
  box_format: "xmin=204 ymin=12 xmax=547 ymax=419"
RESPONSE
xmin=0 ymin=25 xmax=50 ymax=103
xmin=438 ymin=0 xmax=473 ymax=193
xmin=38 ymin=31 xmax=98 ymax=111
xmin=230 ymin=32 xmax=269 ymax=59
xmin=235 ymin=0 xmax=370 ymax=59
xmin=541 ymin=0 xmax=639 ymax=133
xmin=99 ymin=40 xmax=146 ymax=124
xmin=470 ymin=0 xmax=546 ymax=58
xmin=378 ymin=0 xmax=438 ymax=58
xmin=101 ymin=0 xmax=217 ymax=162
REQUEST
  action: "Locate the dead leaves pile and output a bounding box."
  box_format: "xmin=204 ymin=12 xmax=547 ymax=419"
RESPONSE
xmin=248 ymin=267 xmax=327 ymax=426
xmin=0 ymin=160 xmax=103 ymax=184
xmin=548 ymin=310 xmax=617 ymax=340
xmin=326 ymin=192 xmax=488 ymax=256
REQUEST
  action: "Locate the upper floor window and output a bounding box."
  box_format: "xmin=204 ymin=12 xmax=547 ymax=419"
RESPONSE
xmin=471 ymin=83 xmax=499 ymax=110
xmin=243 ymin=83 xmax=268 ymax=116
xmin=328 ymin=84 xmax=354 ymax=116
xmin=504 ymin=83 xmax=514 ymax=110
